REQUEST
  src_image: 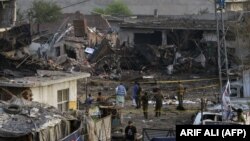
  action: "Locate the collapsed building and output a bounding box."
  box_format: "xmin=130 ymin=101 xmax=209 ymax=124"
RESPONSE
xmin=0 ymin=12 xmax=91 ymax=112
xmin=102 ymin=12 xmax=250 ymax=97
xmin=0 ymin=1 xmax=90 ymax=140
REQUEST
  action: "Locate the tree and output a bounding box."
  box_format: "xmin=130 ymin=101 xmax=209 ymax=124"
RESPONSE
xmin=105 ymin=0 xmax=132 ymax=16
xmin=93 ymin=0 xmax=132 ymax=16
xmin=29 ymin=0 xmax=62 ymax=32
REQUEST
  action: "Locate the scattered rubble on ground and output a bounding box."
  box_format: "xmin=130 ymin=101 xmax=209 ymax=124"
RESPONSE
xmin=0 ymin=97 xmax=78 ymax=140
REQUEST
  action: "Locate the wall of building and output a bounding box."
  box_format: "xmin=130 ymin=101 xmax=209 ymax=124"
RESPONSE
xmin=88 ymin=30 xmax=103 ymax=47
xmin=226 ymin=3 xmax=244 ymax=11
xmin=243 ymin=69 xmax=250 ymax=97
xmin=226 ymin=32 xmax=250 ymax=65
xmin=31 ymin=80 xmax=77 ymax=110
xmin=119 ymin=29 xmax=159 ymax=46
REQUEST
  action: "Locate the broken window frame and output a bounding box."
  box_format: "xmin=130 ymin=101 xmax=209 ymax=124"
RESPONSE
xmin=57 ymin=88 xmax=69 ymax=112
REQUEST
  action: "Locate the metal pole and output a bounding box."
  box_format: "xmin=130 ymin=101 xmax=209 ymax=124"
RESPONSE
xmin=215 ymin=0 xmax=223 ymax=103
xmin=85 ymin=78 xmax=88 ymax=101
xmin=221 ymin=8 xmax=229 ymax=81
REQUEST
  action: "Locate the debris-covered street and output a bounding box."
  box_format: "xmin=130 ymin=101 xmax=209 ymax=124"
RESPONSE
xmin=1 ymin=0 xmax=250 ymax=141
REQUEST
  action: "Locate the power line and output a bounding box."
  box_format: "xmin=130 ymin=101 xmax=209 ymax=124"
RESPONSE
xmin=59 ymin=0 xmax=90 ymax=10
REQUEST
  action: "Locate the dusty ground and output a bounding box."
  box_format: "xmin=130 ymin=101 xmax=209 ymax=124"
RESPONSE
xmin=77 ymin=72 xmax=220 ymax=134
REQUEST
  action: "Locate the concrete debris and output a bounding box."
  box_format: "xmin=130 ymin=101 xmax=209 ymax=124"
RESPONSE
xmin=0 ymin=97 xmax=76 ymax=138
xmin=148 ymin=100 xmax=197 ymax=105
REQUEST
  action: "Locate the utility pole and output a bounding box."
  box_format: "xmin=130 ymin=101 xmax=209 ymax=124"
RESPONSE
xmin=215 ymin=0 xmax=229 ymax=103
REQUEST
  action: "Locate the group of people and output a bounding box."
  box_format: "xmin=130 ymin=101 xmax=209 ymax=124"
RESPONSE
xmin=85 ymin=81 xmax=186 ymax=117
xmin=85 ymin=92 xmax=105 ymax=105
xmin=123 ymin=85 xmax=165 ymax=141
xmin=115 ymin=81 xmax=167 ymax=120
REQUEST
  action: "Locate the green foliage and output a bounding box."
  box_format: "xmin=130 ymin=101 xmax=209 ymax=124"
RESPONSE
xmin=30 ymin=0 xmax=62 ymax=24
xmin=92 ymin=0 xmax=132 ymax=16
xmin=105 ymin=0 xmax=132 ymax=16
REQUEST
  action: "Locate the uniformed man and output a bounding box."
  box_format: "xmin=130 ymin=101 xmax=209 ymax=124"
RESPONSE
xmin=153 ymin=88 xmax=164 ymax=117
xmin=177 ymin=81 xmax=185 ymax=110
xmin=141 ymin=92 xmax=149 ymax=119
xmin=237 ymin=109 xmax=246 ymax=124
xmin=135 ymin=83 xmax=142 ymax=109
xmin=232 ymin=107 xmax=246 ymax=124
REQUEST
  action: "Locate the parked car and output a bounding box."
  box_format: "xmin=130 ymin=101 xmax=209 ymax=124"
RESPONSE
xmin=193 ymin=110 xmax=250 ymax=125
xmin=193 ymin=112 xmax=222 ymax=125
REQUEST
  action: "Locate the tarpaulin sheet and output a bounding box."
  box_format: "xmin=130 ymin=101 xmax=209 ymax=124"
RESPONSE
xmin=60 ymin=129 xmax=83 ymax=141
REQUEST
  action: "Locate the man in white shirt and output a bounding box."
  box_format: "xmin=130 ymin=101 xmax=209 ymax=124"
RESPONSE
xmin=115 ymin=83 xmax=127 ymax=107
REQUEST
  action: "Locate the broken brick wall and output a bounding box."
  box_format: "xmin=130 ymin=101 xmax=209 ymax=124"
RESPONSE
xmin=87 ymin=31 xmax=103 ymax=47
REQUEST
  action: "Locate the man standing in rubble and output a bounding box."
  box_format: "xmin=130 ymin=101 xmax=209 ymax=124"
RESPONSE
xmin=115 ymin=82 xmax=127 ymax=107
xmin=177 ymin=81 xmax=186 ymax=110
xmin=132 ymin=81 xmax=138 ymax=107
xmin=125 ymin=120 xmax=137 ymax=141
xmin=135 ymin=82 xmax=142 ymax=109
xmin=141 ymin=92 xmax=149 ymax=119
xmin=153 ymin=88 xmax=164 ymax=117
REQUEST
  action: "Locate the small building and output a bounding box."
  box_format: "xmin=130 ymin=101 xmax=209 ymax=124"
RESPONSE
xmin=226 ymin=0 xmax=250 ymax=12
xmin=0 ymin=70 xmax=90 ymax=111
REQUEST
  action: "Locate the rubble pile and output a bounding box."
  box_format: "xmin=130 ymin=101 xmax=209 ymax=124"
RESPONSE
xmin=0 ymin=98 xmax=75 ymax=138
xmin=1 ymin=14 xmax=240 ymax=81
xmin=87 ymin=43 xmax=219 ymax=80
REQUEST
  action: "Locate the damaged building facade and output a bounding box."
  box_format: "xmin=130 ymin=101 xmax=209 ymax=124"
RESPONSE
xmin=0 ymin=0 xmax=31 ymax=61
xmin=226 ymin=0 xmax=250 ymax=11
xmin=111 ymin=12 xmax=250 ymax=97
xmin=0 ymin=0 xmax=16 ymax=31
xmin=0 ymin=2 xmax=90 ymax=140
xmin=0 ymin=70 xmax=90 ymax=111
xmin=0 ymin=1 xmax=91 ymax=111
xmin=31 ymin=12 xmax=117 ymax=63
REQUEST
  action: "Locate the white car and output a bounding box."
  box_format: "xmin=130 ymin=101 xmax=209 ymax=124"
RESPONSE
xmin=193 ymin=111 xmax=250 ymax=125
xmin=193 ymin=112 xmax=222 ymax=125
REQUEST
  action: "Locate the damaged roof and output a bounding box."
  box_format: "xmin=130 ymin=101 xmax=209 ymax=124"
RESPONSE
xmin=118 ymin=12 xmax=241 ymax=30
xmin=34 ymin=13 xmax=110 ymax=35
xmin=0 ymin=70 xmax=90 ymax=87
xmin=33 ymin=12 xmax=85 ymax=35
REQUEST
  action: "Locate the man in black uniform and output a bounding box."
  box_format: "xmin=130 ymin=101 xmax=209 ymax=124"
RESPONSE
xmin=177 ymin=81 xmax=186 ymax=110
xmin=135 ymin=83 xmax=142 ymax=109
xmin=141 ymin=92 xmax=149 ymax=119
xmin=125 ymin=121 xmax=137 ymax=141
xmin=153 ymin=88 xmax=164 ymax=117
